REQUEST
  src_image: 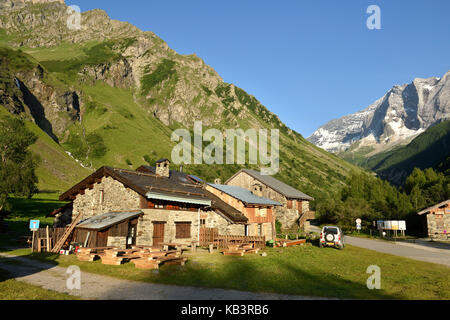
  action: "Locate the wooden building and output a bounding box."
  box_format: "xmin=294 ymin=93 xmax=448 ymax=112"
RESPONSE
xmin=205 ymin=183 xmax=281 ymax=240
xmin=226 ymin=169 xmax=315 ymax=230
xmin=418 ymin=199 xmax=450 ymax=240
xmin=73 ymin=211 xmax=143 ymax=248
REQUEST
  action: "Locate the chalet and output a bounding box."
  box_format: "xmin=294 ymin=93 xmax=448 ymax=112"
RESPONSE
xmin=417 ymin=199 xmax=450 ymax=240
xmin=205 ymin=183 xmax=281 ymax=240
xmin=53 ymin=159 xmax=249 ymax=248
xmin=225 ymin=169 xmax=315 ymax=230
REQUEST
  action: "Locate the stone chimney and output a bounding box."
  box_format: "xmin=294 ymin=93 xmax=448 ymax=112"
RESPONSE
xmin=156 ymin=159 xmax=170 ymax=178
xmin=252 ymin=183 xmax=263 ymax=197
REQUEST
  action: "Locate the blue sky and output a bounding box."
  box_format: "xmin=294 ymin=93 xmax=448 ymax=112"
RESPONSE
xmin=72 ymin=0 xmax=450 ymax=137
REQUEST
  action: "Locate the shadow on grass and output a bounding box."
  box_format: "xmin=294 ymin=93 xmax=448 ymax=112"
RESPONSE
xmin=137 ymin=253 xmax=398 ymax=300
xmin=0 ymin=194 xmax=68 ymax=249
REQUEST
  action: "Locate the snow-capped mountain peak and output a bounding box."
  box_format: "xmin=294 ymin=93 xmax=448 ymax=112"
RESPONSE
xmin=307 ymin=71 xmax=450 ymax=153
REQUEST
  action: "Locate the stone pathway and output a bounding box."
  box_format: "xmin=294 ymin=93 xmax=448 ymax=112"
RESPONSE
xmin=0 ymin=253 xmax=327 ymax=300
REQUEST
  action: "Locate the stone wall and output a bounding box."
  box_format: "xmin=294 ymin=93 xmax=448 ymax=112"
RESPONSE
xmin=427 ymin=214 xmax=450 ymax=240
xmin=247 ymin=222 xmax=273 ymax=239
xmin=72 ymin=176 xmax=141 ymax=220
xmin=54 ymin=207 xmax=73 ymax=227
xmin=107 ymin=236 xmax=127 ymax=248
xmin=203 ymin=211 xmax=246 ymax=236
xmin=136 ymin=208 xmax=202 ymax=246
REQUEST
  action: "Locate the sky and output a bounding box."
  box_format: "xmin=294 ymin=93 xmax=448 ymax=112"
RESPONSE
xmin=71 ymin=0 xmax=450 ymax=137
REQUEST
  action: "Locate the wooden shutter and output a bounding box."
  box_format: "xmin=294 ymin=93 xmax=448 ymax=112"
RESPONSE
xmin=287 ymin=200 xmax=293 ymax=209
xmin=176 ymin=222 xmax=192 ymax=239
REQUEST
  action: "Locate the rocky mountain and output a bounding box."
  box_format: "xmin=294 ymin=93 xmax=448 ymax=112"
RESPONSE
xmin=0 ymin=0 xmax=362 ymax=199
xmin=308 ymin=71 xmax=450 ymax=154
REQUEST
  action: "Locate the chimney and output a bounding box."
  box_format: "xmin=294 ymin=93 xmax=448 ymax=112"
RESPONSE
xmin=252 ymin=183 xmax=263 ymax=197
xmin=156 ymin=159 xmax=170 ymax=178
xmin=214 ymin=178 xmax=222 ymax=185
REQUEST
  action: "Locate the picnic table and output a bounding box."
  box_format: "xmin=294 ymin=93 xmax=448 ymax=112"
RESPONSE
xmin=160 ymin=243 xmax=186 ymax=251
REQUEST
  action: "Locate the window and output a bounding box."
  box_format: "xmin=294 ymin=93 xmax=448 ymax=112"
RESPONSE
xmin=154 ymin=201 xmax=165 ymax=209
xmin=258 ymin=224 xmax=263 ymax=236
xmin=176 ymin=222 xmax=192 ymax=239
xmin=200 ymin=219 xmax=206 ymax=227
xmin=99 ymin=190 xmax=104 ymax=204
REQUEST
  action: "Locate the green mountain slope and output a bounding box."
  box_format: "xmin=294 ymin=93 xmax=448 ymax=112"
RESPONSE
xmin=352 ymin=121 xmax=450 ymax=185
xmin=0 ymin=106 xmax=91 ymax=192
xmin=0 ymin=0 xmax=364 ymax=202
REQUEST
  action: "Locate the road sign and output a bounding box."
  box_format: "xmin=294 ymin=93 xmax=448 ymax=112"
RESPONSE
xmin=357 ymin=224 xmax=362 ymax=230
xmin=29 ymin=220 xmax=40 ymax=231
xmin=356 ymin=218 xmax=362 ymax=225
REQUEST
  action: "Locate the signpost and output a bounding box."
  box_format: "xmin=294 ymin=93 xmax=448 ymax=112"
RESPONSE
xmin=356 ymin=219 xmax=362 ymax=233
xmin=29 ymin=220 xmax=40 ymax=252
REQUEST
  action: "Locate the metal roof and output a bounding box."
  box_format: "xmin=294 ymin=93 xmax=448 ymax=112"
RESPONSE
xmin=76 ymin=211 xmax=143 ymax=230
xmin=146 ymin=191 xmax=211 ymax=206
xmin=208 ymin=184 xmax=281 ymax=207
xmin=226 ymin=169 xmax=314 ymax=201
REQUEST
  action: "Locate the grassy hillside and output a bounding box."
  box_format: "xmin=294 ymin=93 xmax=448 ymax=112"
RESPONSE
xmin=0 ymin=107 xmax=90 ymax=192
xmin=351 ymin=121 xmax=450 ymax=185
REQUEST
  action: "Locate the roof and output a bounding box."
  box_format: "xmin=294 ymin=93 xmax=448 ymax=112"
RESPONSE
xmin=226 ymin=169 xmax=314 ymax=201
xmin=203 ymin=190 xmax=248 ymax=223
xmin=156 ymin=158 xmax=170 ymax=164
xmin=60 ymin=166 xmax=210 ymax=203
xmin=47 ymin=203 xmax=72 ymax=217
xmin=208 ymin=184 xmax=281 ymax=207
xmin=417 ymin=199 xmax=450 ymax=215
xmin=76 ymin=211 xmax=143 ymax=231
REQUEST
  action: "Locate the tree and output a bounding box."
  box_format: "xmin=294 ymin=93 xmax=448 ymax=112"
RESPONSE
xmin=0 ymin=116 xmax=39 ymax=221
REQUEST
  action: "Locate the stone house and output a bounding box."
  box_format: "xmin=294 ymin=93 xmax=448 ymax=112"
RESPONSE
xmin=205 ymin=183 xmax=282 ymax=240
xmin=225 ymin=169 xmax=315 ymax=230
xmin=418 ymin=199 xmax=450 ymax=240
xmin=55 ymin=159 xmax=249 ymax=248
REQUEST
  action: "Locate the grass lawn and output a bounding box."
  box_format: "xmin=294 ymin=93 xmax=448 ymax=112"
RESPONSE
xmin=0 ymin=267 xmax=77 ymax=300
xmin=3 ymin=193 xmax=67 ymax=235
xmin=2 ymin=244 xmax=449 ymax=300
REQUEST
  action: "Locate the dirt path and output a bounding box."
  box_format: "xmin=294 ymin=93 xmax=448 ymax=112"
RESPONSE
xmin=345 ymin=236 xmax=450 ymax=267
xmin=0 ymin=253 xmax=327 ymax=300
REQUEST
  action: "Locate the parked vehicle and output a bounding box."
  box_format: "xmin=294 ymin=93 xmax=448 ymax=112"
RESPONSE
xmin=320 ymin=226 xmax=345 ymax=249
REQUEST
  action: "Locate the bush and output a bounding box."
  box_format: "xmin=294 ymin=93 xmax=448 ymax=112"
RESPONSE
xmin=141 ymin=59 xmax=177 ymax=94
xmin=86 ymin=133 xmax=108 ymax=159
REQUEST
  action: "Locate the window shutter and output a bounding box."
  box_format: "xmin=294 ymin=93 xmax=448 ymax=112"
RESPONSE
xmin=176 ymin=222 xmax=192 ymax=239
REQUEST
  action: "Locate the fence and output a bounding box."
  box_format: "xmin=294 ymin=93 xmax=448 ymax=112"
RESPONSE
xmin=199 ymin=228 xmax=266 ymax=249
xmin=32 ymin=227 xmax=67 ymax=252
xmin=215 ymin=235 xmax=266 ymax=249
xmin=199 ymin=227 xmax=219 ymax=247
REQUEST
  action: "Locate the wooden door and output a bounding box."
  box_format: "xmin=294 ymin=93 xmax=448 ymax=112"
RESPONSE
xmin=97 ymin=230 xmax=108 ymax=248
xmin=152 ymin=222 xmax=165 ymax=247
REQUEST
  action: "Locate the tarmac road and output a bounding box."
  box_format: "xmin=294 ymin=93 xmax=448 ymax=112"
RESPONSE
xmin=345 ymin=236 xmax=450 ymax=267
